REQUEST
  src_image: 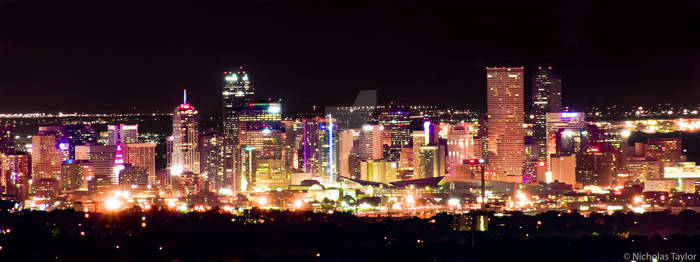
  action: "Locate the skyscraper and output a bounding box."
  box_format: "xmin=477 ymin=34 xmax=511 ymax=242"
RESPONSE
xmin=122 ymin=142 xmax=157 ymax=186
xmin=236 ymin=101 xmax=284 ymax=191
xmin=199 ymin=129 xmax=224 ymax=191
xmin=487 ymin=67 xmax=525 ymax=181
xmin=170 ymin=90 xmax=200 ymax=176
xmin=358 ymin=124 xmax=382 ymax=160
xmin=413 ymin=121 xmax=445 ymax=179
xmin=31 ymin=134 xmax=62 ymax=181
xmin=375 ymin=105 xmax=411 ymax=161
xmin=222 ymin=67 xmax=254 ymax=189
xmin=75 ymin=145 xmax=117 ymax=188
xmin=107 ymin=124 xmax=139 ymax=145
xmin=532 ymin=67 xmax=562 ymax=161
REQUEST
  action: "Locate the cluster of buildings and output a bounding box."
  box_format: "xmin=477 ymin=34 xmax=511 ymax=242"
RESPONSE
xmin=1 ymin=65 xmax=697 ymax=213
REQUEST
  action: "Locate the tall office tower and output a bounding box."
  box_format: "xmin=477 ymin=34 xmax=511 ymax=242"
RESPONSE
xmin=546 ymin=112 xmax=585 ymax=163
xmin=301 ymin=119 xmax=321 ymax=173
xmin=170 ymin=90 xmax=200 ymax=176
xmin=486 ymin=67 xmax=525 ymax=181
xmin=317 ymin=116 xmax=338 ymax=182
xmin=412 ymin=121 xmax=446 ymax=179
xmin=58 ymin=124 xmax=98 ymax=160
xmin=107 ymin=124 xmax=139 ymax=145
xmin=376 ymin=105 xmax=411 ymax=161
xmin=122 ymin=142 xmax=157 ymax=186
xmin=337 ymin=130 xmax=355 ymax=177
xmin=0 ymin=126 xmax=15 ymax=154
xmin=199 ymin=129 xmax=224 ymax=191
xmin=75 ymin=145 xmax=117 ymax=188
xmin=446 ymin=124 xmax=475 ymax=176
xmin=576 ymin=147 xmax=620 ymax=187
xmin=236 ymin=102 xmax=284 ymax=191
xmin=358 ymin=124 xmax=383 ymax=160
xmin=60 ymin=159 xmax=93 ymax=191
xmin=31 ymin=134 xmax=62 ymax=181
xmin=1 ymin=153 xmax=31 ymax=200
xmin=532 ymin=67 xmax=562 ymax=161
xmin=282 ymin=120 xmax=305 ymax=171
xmin=222 ymin=67 xmax=254 ymax=188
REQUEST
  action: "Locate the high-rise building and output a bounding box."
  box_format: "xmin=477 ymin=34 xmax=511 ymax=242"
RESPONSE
xmin=60 ymin=159 xmax=92 ymax=191
xmin=446 ymin=123 xmax=475 ymax=176
xmin=75 ymin=145 xmax=117 ymax=188
xmin=222 ymin=67 xmax=254 ymax=189
xmin=301 ymin=119 xmax=321 ymax=173
xmin=236 ymin=101 xmax=284 ymax=191
xmin=170 ymin=90 xmax=200 ymax=176
xmin=375 ymin=105 xmax=411 ymax=161
xmin=107 ymin=124 xmax=139 ymax=145
xmin=199 ymin=129 xmax=224 ymax=191
xmin=413 ymin=121 xmax=446 ymax=179
xmin=1 ymin=153 xmax=31 ymax=200
xmin=317 ymin=116 xmax=338 ymax=182
xmin=337 ymin=130 xmax=355 ymax=177
xmin=486 ymin=67 xmax=525 ymax=181
xmin=58 ymin=124 xmax=98 ymax=160
xmin=31 ymin=134 xmax=62 ymax=181
xmin=532 ymin=67 xmax=562 ymax=161
xmin=546 ymin=112 xmax=585 ymax=163
xmin=358 ymin=124 xmax=382 ymax=160
xmin=0 ymin=126 xmax=15 ymax=154
xmin=122 ymin=142 xmax=157 ymax=186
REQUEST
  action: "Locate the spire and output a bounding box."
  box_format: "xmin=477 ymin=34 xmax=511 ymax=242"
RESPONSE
xmin=183 ymin=89 xmax=187 ymax=104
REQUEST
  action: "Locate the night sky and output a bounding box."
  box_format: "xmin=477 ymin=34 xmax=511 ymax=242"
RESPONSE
xmin=1 ymin=0 xmax=699 ymax=114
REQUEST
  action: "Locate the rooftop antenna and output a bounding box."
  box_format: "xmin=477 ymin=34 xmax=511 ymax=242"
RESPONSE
xmin=183 ymin=89 xmax=187 ymax=104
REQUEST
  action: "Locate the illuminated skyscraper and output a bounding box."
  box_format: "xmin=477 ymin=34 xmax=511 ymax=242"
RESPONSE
xmin=375 ymin=105 xmax=411 ymax=161
xmin=446 ymin=123 xmax=475 ymax=176
xmin=318 ymin=116 xmax=338 ymax=182
xmin=337 ymin=130 xmax=355 ymax=177
xmin=199 ymin=129 xmax=224 ymax=191
xmin=532 ymin=67 xmax=562 ymax=161
xmin=412 ymin=121 xmax=445 ymax=179
xmin=31 ymin=134 xmax=62 ymax=181
xmin=487 ymin=67 xmax=525 ymax=181
xmin=75 ymin=145 xmax=117 ymax=189
xmin=122 ymin=142 xmax=157 ymax=186
xmin=38 ymin=125 xmax=97 ymax=160
xmin=170 ymin=90 xmax=200 ymax=176
xmin=107 ymin=124 xmax=138 ymax=145
xmin=222 ymin=66 xmax=254 ymax=188
xmin=358 ymin=124 xmax=382 ymax=160
xmin=236 ymin=101 xmax=284 ymax=191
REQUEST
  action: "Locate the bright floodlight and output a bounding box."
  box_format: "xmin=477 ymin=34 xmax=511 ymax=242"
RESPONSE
xmin=293 ymin=200 xmax=303 ymax=208
xmin=258 ymin=197 xmax=268 ymax=206
xmin=448 ymin=198 xmax=460 ymax=206
xmin=621 ymin=130 xmax=631 ymax=137
xmin=105 ymin=198 xmax=122 ymax=211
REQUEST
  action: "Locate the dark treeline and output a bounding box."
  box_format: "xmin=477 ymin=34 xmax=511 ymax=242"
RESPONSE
xmin=0 ymin=209 xmax=698 ymax=261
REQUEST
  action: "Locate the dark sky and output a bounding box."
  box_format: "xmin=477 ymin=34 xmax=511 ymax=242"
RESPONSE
xmin=1 ymin=0 xmax=699 ymax=114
